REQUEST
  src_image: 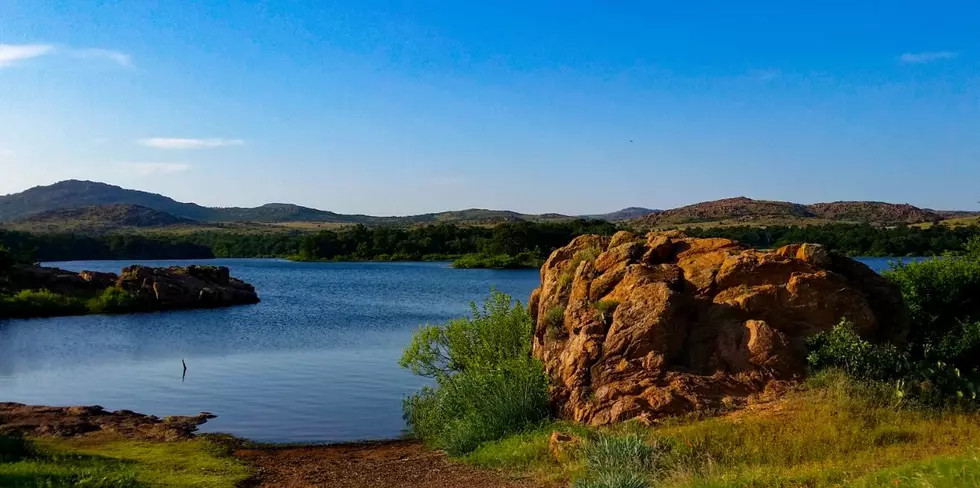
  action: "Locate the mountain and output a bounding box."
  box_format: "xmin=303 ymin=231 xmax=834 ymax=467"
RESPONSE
xmin=0 ymin=180 xmax=217 ymax=222
xmin=638 ymin=197 xmax=952 ymax=228
xmin=0 ymin=181 xmax=576 ymax=226
xmin=639 ymin=197 xmax=815 ymax=227
xmin=1 ymin=181 xmax=967 ymax=231
xmin=586 ymin=207 xmax=662 ymax=221
xmin=806 ymin=201 xmax=942 ymax=224
xmin=6 ymin=204 xmax=199 ymax=233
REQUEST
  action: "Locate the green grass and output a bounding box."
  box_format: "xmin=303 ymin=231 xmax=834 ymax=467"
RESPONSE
xmin=0 ymin=287 xmax=146 ymax=319
xmin=465 ymin=371 xmax=980 ymax=487
xmin=0 ymin=435 xmax=251 ymax=488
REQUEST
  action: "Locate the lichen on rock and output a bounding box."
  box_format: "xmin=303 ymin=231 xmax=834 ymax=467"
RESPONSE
xmin=529 ymin=231 xmax=909 ymax=425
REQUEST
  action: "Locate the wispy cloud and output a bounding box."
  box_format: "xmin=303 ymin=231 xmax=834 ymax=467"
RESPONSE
xmin=900 ymin=51 xmax=958 ymax=64
xmin=0 ymin=43 xmax=132 ymax=68
xmin=0 ymin=44 xmax=54 ymax=67
xmin=0 ymin=149 xmax=15 ymax=157
xmin=119 ymin=162 xmax=192 ymax=176
xmin=138 ymin=138 xmax=246 ymax=149
xmin=70 ymin=48 xmax=132 ymax=67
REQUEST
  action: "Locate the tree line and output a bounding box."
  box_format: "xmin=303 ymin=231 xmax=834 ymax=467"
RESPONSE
xmin=2 ymin=221 xmax=979 ymax=264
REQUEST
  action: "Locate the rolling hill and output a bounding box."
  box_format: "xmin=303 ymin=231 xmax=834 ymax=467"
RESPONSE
xmin=5 ymin=204 xmax=200 ymax=233
xmin=0 ymin=181 xmax=971 ymax=232
xmin=0 ymin=180 xmax=577 ymax=226
xmin=637 ymin=197 xmax=957 ymax=229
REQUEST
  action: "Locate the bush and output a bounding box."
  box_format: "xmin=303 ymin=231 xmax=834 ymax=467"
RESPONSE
xmin=400 ymin=290 xmax=550 ymax=455
xmin=806 ymin=320 xmax=910 ymax=381
xmin=0 ymin=289 xmax=87 ymax=319
xmin=884 ymin=256 xmax=980 ymax=360
xmin=542 ymin=305 xmax=565 ymax=340
xmin=807 ymin=321 xmax=980 ymax=407
xmin=594 ymin=300 xmax=619 ymax=323
xmin=86 ymin=287 xmax=137 ymax=314
xmin=0 ymin=435 xmax=32 ymax=463
xmin=404 ymin=358 xmax=549 ymax=455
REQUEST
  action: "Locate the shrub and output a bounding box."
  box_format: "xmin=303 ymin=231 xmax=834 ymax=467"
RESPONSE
xmin=0 ymin=435 xmax=32 ymax=463
xmin=542 ymin=305 xmax=565 ymax=340
xmin=401 ymin=290 xmax=550 ymax=455
xmin=404 ymin=358 xmax=549 ymax=455
xmin=884 ymin=256 xmax=980 ymax=360
xmin=400 ymin=290 xmax=534 ymax=378
xmin=86 ymin=287 xmax=137 ymax=314
xmin=0 ymin=289 xmax=87 ymax=318
xmin=806 ymin=320 xmax=910 ymax=381
xmin=594 ymin=300 xmax=619 ymax=323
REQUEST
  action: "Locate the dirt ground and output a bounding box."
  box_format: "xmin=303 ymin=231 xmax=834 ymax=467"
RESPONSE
xmin=235 ymin=439 xmax=543 ymax=488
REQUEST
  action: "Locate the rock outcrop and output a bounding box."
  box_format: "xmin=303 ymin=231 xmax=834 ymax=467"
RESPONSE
xmin=116 ymin=265 xmax=259 ymax=309
xmin=3 ymin=264 xmax=259 ymax=315
xmin=0 ymin=402 xmax=213 ymax=441
xmin=529 ymin=231 xmax=908 ymax=426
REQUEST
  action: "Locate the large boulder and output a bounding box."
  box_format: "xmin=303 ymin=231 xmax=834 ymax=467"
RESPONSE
xmin=117 ymin=265 xmax=259 ymax=309
xmin=529 ymin=231 xmax=908 ymax=425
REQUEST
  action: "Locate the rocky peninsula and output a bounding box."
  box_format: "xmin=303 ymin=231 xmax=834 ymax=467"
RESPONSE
xmin=0 ymin=264 xmax=259 ymax=319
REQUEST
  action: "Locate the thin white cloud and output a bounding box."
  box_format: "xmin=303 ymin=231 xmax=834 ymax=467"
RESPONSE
xmin=119 ymin=162 xmax=192 ymax=176
xmin=900 ymin=51 xmax=958 ymax=64
xmin=138 ymin=138 xmax=246 ymax=149
xmin=0 ymin=44 xmax=54 ymax=67
xmin=70 ymin=48 xmax=132 ymax=67
xmin=0 ymin=43 xmax=132 ymax=68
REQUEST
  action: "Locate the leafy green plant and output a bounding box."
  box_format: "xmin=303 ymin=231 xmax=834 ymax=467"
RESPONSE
xmin=401 ymin=290 xmax=550 ymax=455
xmin=806 ymin=320 xmax=909 ymax=381
xmin=594 ymin=300 xmax=619 ymax=323
xmin=86 ymin=287 xmax=137 ymax=314
xmin=400 ymin=290 xmax=533 ymax=378
xmin=884 ymin=256 xmax=980 ymax=362
xmin=0 ymin=289 xmax=87 ymax=319
xmin=542 ymin=305 xmax=565 ymax=341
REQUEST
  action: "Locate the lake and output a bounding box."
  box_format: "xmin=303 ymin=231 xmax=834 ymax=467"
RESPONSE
xmin=0 ymin=256 xmax=914 ymax=443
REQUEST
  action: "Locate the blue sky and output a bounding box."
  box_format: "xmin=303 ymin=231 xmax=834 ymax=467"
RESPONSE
xmin=1 ymin=1 xmax=978 ymax=215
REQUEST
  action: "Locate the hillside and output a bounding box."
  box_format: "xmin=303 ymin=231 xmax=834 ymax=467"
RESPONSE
xmin=807 ymin=201 xmax=942 ymax=224
xmin=639 ymin=197 xmax=815 ymax=227
xmin=637 ymin=197 xmax=960 ymax=228
xmin=5 ymin=204 xmax=199 ymax=234
xmin=585 ymin=207 xmax=661 ymax=221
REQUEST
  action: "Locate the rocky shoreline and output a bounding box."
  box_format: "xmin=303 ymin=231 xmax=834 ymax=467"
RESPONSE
xmin=0 ymin=264 xmax=259 ymax=319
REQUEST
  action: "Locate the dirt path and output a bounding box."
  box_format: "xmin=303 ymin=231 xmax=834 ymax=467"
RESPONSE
xmin=235 ymin=439 xmax=545 ymax=488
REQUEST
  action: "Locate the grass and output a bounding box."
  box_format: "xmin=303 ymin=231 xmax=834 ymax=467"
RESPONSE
xmin=0 ymin=287 xmax=144 ymax=319
xmin=465 ymin=371 xmax=980 ymax=487
xmin=0 ymin=434 xmax=251 ymax=488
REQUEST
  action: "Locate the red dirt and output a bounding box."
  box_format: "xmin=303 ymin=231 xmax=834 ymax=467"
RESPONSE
xmin=234 ymin=439 xmax=545 ymax=488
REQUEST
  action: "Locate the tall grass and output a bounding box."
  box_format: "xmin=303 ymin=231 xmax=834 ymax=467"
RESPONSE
xmin=401 ymin=290 xmax=551 ymax=455
xmin=0 ymin=436 xmax=250 ymax=488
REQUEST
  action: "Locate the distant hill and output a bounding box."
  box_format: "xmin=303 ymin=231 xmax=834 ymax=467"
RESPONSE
xmin=640 ymin=197 xmax=814 ymax=227
xmin=0 ymin=180 xmax=216 ymax=222
xmin=638 ymin=197 xmax=955 ymax=228
xmin=0 ymin=180 xmax=577 ymax=226
xmin=1 ymin=181 xmax=968 ymax=231
xmin=586 ymin=207 xmax=662 ymax=221
xmin=6 ymin=204 xmax=199 ymax=233
xmin=806 ymin=201 xmax=942 ymax=224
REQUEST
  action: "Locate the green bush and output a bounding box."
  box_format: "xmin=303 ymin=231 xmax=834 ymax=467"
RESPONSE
xmin=0 ymin=435 xmax=32 ymax=463
xmin=86 ymin=287 xmax=137 ymax=314
xmin=594 ymin=300 xmax=619 ymax=323
xmin=884 ymin=256 xmax=980 ymax=360
xmin=452 ymin=251 xmax=543 ymax=269
xmin=0 ymin=289 xmax=87 ymax=319
xmin=807 ymin=321 xmax=980 ymax=407
xmin=806 ymin=320 xmax=910 ymax=381
xmin=400 ymin=290 xmax=550 ymax=455
xmin=542 ymin=305 xmax=565 ymax=340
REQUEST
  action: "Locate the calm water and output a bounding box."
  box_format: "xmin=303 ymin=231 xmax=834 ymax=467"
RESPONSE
xmin=0 ymin=256 xmax=918 ymax=442
xmin=0 ymin=259 xmax=539 ymax=443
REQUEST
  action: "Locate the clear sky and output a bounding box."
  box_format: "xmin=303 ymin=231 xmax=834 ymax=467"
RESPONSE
xmin=1 ymin=1 xmax=978 ymax=215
